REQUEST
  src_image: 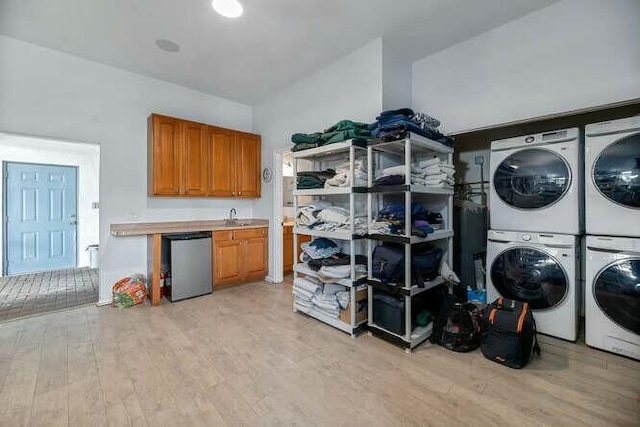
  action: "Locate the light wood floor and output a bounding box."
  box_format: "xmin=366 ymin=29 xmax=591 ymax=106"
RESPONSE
xmin=0 ymin=279 xmax=638 ymax=427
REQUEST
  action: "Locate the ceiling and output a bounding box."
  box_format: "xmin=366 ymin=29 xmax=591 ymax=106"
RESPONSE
xmin=0 ymin=0 xmax=558 ymax=104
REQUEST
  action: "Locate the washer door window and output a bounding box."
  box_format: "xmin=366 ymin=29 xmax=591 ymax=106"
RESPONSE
xmin=491 ymin=248 xmax=568 ymax=310
xmin=593 ymin=133 xmax=640 ymax=208
xmin=494 ymin=148 xmax=570 ymax=209
xmin=594 ymin=259 xmax=640 ymax=335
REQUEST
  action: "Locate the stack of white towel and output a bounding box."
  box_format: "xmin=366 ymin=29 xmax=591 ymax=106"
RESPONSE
xmin=296 ymin=201 xmax=367 ymax=235
xmin=325 ymin=160 xmax=367 ymax=188
xmin=379 ymin=158 xmax=455 ymax=188
xmin=293 ymin=276 xmax=349 ymax=318
xmin=293 ymin=276 xmax=322 ymax=310
xmin=417 ymin=157 xmax=455 ymax=187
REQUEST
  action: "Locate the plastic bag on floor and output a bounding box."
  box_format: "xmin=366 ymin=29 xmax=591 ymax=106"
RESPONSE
xmin=112 ymin=274 xmax=147 ymax=308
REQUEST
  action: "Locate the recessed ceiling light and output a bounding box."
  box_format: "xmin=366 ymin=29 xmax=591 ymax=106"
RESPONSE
xmin=211 ymin=0 xmax=243 ymax=18
xmin=155 ymin=39 xmax=180 ymax=53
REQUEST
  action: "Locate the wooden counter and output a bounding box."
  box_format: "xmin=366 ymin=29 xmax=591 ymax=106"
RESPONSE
xmin=110 ymin=219 xmax=269 ymax=305
xmin=110 ymin=219 xmax=269 ymax=236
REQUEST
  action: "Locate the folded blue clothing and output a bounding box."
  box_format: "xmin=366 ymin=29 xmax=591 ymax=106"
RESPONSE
xmin=377 ymin=108 xmax=414 ymax=120
xmin=372 ymin=174 xmax=405 ymax=186
xmin=372 ymin=120 xmax=454 ymax=147
xmin=308 ymin=238 xmax=337 ymax=250
xmin=378 ymin=203 xmax=426 ymax=220
xmin=300 ymin=238 xmax=340 ymax=259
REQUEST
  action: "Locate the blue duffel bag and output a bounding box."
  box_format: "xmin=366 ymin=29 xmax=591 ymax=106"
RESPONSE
xmin=372 ymin=243 xmax=443 ymax=285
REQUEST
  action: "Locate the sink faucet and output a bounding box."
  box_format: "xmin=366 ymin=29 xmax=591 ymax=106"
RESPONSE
xmin=228 ymin=208 xmax=237 ymax=223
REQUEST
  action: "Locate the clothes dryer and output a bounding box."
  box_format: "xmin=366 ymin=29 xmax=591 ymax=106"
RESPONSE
xmin=487 ymin=230 xmax=580 ymax=341
xmin=490 ymin=128 xmax=582 ymax=234
xmin=585 ymin=115 xmax=640 ymax=237
xmin=585 ymin=235 xmax=640 ymax=360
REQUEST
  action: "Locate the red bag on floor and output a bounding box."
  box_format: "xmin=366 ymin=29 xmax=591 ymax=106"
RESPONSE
xmin=112 ymin=275 xmax=147 ymax=308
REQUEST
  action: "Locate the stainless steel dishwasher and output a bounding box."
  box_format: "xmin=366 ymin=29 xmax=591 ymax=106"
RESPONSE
xmin=162 ymin=232 xmax=212 ymax=302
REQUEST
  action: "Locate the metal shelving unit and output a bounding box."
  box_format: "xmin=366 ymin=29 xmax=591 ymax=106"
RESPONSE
xmin=366 ymin=133 xmax=454 ymax=352
xmin=292 ymin=139 xmax=369 ymax=336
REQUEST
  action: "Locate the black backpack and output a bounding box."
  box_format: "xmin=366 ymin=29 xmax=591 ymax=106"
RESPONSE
xmin=481 ymin=297 xmax=541 ymax=369
xmin=430 ymin=295 xmax=482 ymax=352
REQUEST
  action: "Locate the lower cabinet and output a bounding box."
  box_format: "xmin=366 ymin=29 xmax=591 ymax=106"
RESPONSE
xmin=213 ymin=227 xmax=268 ymax=289
xmin=283 ymin=225 xmax=311 ymax=274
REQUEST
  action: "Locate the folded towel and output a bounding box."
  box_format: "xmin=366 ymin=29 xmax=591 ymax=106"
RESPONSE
xmin=293 ymin=288 xmax=314 ymax=301
xmin=381 ymin=165 xmax=420 ymax=176
xmin=295 ymin=299 xmax=313 ymax=309
xmin=293 ymin=276 xmax=323 ymax=294
xmin=317 ymin=206 xmax=350 ymax=224
xmin=418 ymin=157 xmax=440 ymax=168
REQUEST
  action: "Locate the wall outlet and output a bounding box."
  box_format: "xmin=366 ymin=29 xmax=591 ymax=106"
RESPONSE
xmin=92 ymin=202 xmax=100 ymax=209
xmin=474 ymin=155 xmax=484 ymax=165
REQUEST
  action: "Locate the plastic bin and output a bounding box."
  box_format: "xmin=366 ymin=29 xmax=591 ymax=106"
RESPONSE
xmin=373 ymin=291 xmax=406 ymax=335
xmin=87 ymin=244 xmax=99 ymax=269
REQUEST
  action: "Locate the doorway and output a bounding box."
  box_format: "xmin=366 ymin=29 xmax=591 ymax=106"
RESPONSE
xmin=0 ymin=132 xmax=99 ymax=322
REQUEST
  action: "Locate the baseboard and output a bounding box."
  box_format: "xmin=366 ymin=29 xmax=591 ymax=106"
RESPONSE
xmin=96 ymin=298 xmax=112 ymax=307
xmin=264 ymin=276 xmax=275 ymax=283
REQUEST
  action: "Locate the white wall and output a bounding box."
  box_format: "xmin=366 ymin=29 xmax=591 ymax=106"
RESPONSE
xmin=253 ymin=39 xmax=384 ymax=279
xmin=0 ymin=134 xmax=100 ymax=270
xmin=412 ymin=0 xmax=640 ymax=134
xmin=0 ymin=35 xmax=253 ymax=303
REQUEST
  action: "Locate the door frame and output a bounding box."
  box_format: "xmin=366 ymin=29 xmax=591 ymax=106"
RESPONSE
xmin=270 ymin=146 xmax=292 ymax=284
xmin=2 ymin=160 xmax=80 ymax=276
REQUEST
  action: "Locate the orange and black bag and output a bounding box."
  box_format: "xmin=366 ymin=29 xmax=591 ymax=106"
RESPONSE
xmin=481 ymin=297 xmax=540 ymax=369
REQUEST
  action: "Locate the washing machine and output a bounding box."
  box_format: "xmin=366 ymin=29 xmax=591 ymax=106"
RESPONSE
xmin=490 ymin=128 xmax=582 ymax=234
xmin=585 ymin=115 xmax=640 ymax=237
xmin=585 ymin=235 xmax=640 ymax=360
xmin=487 ymin=230 xmax=580 ymax=341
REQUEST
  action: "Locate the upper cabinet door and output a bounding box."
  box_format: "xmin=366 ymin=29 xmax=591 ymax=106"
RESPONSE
xmin=208 ymin=126 xmax=236 ymax=197
xmin=182 ymin=121 xmax=208 ymax=196
xmin=236 ymin=132 xmax=261 ymax=198
xmin=149 ymin=114 xmax=182 ymax=195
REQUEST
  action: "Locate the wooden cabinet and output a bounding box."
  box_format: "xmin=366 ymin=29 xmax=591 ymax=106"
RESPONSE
xmin=182 ymin=120 xmax=208 ymax=196
xmin=208 ymin=127 xmax=236 ymax=197
xmin=235 ymin=132 xmax=261 ymax=198
xmin=149 ymin=114 xmax=261 ymax=198
xmin=213 ymin=227 xmax=268 ymax=289
xmin=149 ymin=115 xmax=182 ymax=195
xmin=283 ymin=225 xmax=311 ymax=274
xmin=207 ymin=127 xmax=261 ymax=198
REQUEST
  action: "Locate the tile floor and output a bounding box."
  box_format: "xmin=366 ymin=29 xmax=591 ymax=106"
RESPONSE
xmin=0 ymin=267 xmax=98 ymax=322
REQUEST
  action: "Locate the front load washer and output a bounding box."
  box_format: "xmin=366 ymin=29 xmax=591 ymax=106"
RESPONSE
xmin=490 ymin=128 xmax=582 ymax=234
xmin=487 ymin=230 xmax=580 ymax=341
xmin=585 ymin=115 xmax=640 ymax=237
xmin=585 ymin=235 xmax=640 ymax=360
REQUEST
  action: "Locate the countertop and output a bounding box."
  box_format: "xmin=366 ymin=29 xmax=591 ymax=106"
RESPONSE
xmin=110 ymin=219 xmax=269 ymax=236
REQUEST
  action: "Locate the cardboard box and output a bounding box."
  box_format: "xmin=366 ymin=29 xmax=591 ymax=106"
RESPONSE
xmin=339 ymin=288 xmax=368 ymax=325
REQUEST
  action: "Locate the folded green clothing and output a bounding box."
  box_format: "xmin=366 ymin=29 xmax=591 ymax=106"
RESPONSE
xmin=321 ymin=128 xmax=372 ymax=145
xmin=291 ymin=142 xmax=319 ymax=152
xmin=324 ymin=120 xmax=369 ymax=133
xmin=291 ymin=132 xmax=322 ymax=144
xmin=296 ymin=175 xmax=325 ymax=189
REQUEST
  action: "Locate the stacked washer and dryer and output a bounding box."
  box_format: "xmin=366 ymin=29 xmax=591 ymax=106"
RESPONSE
xmin=486 ymin=118 xmax=640 ymax=360
xmin=583 ymin=116 xmax=640 ymax=361
xmin=487 ymin=128 xmax=583 ymax=342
